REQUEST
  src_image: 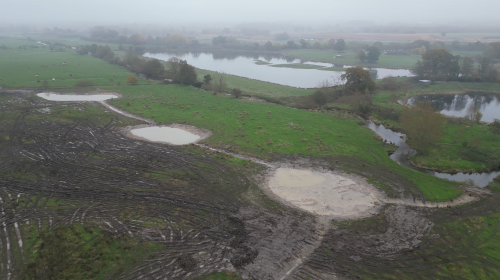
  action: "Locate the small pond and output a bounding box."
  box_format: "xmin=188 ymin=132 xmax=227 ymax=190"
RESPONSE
xmin=129 ymin=126 xmax=201 ymax=145
xmin=143 ymin=51 xmax=412 ymax=88
xmin=407 ymin=93 xmax=500 ymax=122
xmin=367 ymin=121 xmax=500 ymax=187
xmin=37 ymin=92 xmax=118 ymax=102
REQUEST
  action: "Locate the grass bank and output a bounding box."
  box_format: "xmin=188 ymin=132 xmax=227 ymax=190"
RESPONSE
xmin=108 ymin=83 xmax=464 ymax=201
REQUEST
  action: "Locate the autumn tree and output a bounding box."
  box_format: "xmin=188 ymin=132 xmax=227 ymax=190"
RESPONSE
xmin=485 ymin=42 xmax=500 ymax=59
xmin=177 ymin=60 xmax=198 ymax=85
xmin=334 ymin=39 xmax=346 ymax=53
xmin=357 ymin=51 xmax=367 ymax=63
xmin=366 ymin=46 xmax=381 ymax=63
xmin=400 ymin=101 xmax=444 ymax=152
xmin=264 ymin=41 xmax=273 ymax=51
xmin=411 ymin=48 xmax=460 ymax=80
xmin=126 ymin=75 xmax=139 ymax=85
xmin=142 ymin=59 xmax=165 ymax=79
xmin=341 ymin=66 xmax=376 ymax=93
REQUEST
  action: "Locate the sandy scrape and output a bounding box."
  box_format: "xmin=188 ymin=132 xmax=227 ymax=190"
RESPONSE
xmin=122 ymin=124 xmax=212 ymax=145
xmin=265 ymin=167 xmax=385 ymax=220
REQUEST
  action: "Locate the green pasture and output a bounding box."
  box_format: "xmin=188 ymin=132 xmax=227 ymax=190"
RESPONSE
xmin=108 ymin=84 xmax=463 ymax=201
xmin=283 ymin=49 xmax=421 ymax=69
xmin=195 ymin=68 xmax=315 ymax=98
xmin=0 ymin=38 xmax=144 ymax=89
xmin=373 ymin=84 xmax=500 ymax=173
xmin=270 ymin=63 xmax=325 ymax=69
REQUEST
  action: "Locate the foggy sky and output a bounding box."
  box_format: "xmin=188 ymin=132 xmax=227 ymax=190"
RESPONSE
xmin=3 ymin=0 xmax=500 ymax=25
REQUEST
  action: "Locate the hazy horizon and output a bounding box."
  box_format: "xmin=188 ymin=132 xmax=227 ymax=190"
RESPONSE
xmin=3 ymin=0 xmax=500 ymax=27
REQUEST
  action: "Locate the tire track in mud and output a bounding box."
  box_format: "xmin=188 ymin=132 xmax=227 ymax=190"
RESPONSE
xmin=98 ymin=98 xmax=488 ymax=280
xmin=0 ymin=93 xmax=489 ymax=279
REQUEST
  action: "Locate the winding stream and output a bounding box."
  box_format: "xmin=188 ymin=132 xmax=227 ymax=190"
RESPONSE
xmin=367 ymin=121 xmax=500 ymax=187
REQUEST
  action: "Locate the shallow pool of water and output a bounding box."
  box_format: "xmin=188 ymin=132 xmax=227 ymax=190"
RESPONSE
xmin=268 ymin=168 xmax=380 ymax=218
xmin=367 ymin=121 xmax=500 ymax=187
xmin=143 ymin=51 xmax=412 ymax=88
xmin=407 ymin=93 xmax=500 ymax=122
xmin=37 ymin=92 xmax=118 ymax=101
xmin=129 ymin=126 xmax=201 ymax=145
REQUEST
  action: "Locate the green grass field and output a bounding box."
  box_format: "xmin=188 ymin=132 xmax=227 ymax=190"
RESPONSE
xmin=195 ymin=68 xmax=315 ymax=98
xmin=0 ymin=38 xmax=144 ymax=88
xmin=270 ymin=63 xmax=325 ymax=69
xmin=373 ymin=84 xmax=500 ymax=173
xmin=283 ymin=49 xmax=486 ymax=70
xmin=283 ymin=49 xmax=421 ymax=69
xmin=108 ymin=84 xmax=463 ymax=201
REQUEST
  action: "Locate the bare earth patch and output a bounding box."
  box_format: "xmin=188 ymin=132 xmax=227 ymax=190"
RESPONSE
xmin=122 ymin=124 xmax=212 ymax=145
xmin=267 ymin=168 xmax=384 ymax=220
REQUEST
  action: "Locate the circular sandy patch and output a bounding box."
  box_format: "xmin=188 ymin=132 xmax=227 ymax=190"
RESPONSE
xmin=123 ymin=124 xmax=212 ymax=145
xmin=268 ymin=168 xmax=382 ymax=219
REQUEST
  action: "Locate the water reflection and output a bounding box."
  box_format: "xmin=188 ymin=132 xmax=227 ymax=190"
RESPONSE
xmin=143 ymin=51 xmax=412 ymax=88
xmin=366 ymin=121 xmax=500 ymax=187
xmin=408 ymin=93 xmax=500 ymax=122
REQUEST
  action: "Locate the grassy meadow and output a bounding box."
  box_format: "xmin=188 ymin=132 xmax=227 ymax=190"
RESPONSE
xmin=108 ymin=84 xmax=464 ymax=202
xmin=283 ymin=49 xmax=421 ymax=69
xmin=283 ymin=49 xmax=485 ymax=69
xmin=0 ymin=38 xmax=144 ymax=88
xmin=372 ymin=83 xmax=500 ymax=173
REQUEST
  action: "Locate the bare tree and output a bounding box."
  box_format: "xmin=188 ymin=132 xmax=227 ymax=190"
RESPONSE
xmin=466 ymin=104 xmax=483 ymax=123
xmin=211 ymin=74 xmax=227 ymax=94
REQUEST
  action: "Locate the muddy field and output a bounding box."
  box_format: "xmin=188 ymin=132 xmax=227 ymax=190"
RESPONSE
xmin=0 ymin=91 xmax=498 ymax=279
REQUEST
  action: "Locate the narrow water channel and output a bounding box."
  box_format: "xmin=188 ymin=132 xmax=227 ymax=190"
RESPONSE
xmin=366 ymin=121 xmax=500 ymax=187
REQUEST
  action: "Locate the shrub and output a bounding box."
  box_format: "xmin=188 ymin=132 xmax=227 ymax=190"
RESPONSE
xmin=378 ymin=76 xmax=405 ymax=91
xmin=126 ymin=75 xmax=139 ymax=85
xmin=231 ymin=88 xmax=242 ymax=98
xmin=75 ymin=80 xmax=95 ymax=87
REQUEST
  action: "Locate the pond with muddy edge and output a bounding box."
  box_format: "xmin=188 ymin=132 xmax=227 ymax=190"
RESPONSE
xmin=37 ymin=92 xmax=118 ymax=101
xmin=367 ymin=120 xmax=500 ymax=187
xmin=129 ymin=126 xmax=201 ymax=145
xmin=407 ymin=93 xmax=500 ymax=122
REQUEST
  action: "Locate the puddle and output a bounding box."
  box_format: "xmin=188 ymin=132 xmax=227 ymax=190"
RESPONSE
xmin=129 ymin=126 xmax=204 ymax=145
xmin=268 ymin=168 xmax=381 ymax=219
xmin=37 ymin=92 xmax=118 ymax=101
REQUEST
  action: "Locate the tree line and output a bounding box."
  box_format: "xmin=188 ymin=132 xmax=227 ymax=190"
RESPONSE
xmin=76 ymin=44 xmax=200 ymax=86
xmin=411 ymin=42 xmax=500 ymax=82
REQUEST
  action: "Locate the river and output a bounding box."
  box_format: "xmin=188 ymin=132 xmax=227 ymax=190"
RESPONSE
xmin=143 ymin=51 xmax=412 ymax=88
